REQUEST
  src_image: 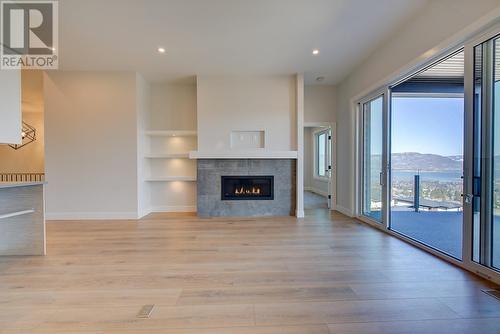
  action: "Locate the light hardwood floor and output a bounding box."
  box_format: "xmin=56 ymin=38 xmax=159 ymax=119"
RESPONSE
xmin=1 ymin=210 xmax=500 ymax=333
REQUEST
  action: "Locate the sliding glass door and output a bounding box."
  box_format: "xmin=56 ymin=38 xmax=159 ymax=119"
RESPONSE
xmin=357 ymin=25 xmax=500 ymax=281
xmin=492 ymin=37 xmax=500 ymax=270
xmin=389 ymin=51 xmax=465 ymax=260
xmin=470 ymin=34 xmax=500 ymax=271
xmin=361 ymin=95 xmax=386 ymax=223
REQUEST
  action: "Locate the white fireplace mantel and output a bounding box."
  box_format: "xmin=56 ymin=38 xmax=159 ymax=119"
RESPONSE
xmin=189 ymin=150 xmax=298 ymax=159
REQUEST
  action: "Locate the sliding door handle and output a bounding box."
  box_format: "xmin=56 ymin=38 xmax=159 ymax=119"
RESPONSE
xmin=462 ymin=193 xmax=473 ymax=204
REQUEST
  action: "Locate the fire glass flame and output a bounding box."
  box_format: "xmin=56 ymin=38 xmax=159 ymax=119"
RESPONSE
xmin=221 ymin=176 xmax=274 ymax=200
xmin=235 ymin=186 xmax=261 ymax=195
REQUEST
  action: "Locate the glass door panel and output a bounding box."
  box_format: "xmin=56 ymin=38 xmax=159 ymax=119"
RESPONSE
xmin=492 ymin=37 xmax=500 ymax=269
xmin=389 ymin=51 xmax=465 ymax=260
xmin=362 ymin=96 xmax=384 ymax=222
xmin=472 ymin=44 xmax=482 ymax=263
xmin=471 ymin=34 xmax=500 ymax=271
xmin=317 ymin=131 xmax=327 ymax=177
xmin=390 ymin=96 xmax=464 ymax=259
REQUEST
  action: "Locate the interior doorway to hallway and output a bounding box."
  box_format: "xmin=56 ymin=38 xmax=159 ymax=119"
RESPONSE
xmin=303 ymin=123 xmax=335 ymax=212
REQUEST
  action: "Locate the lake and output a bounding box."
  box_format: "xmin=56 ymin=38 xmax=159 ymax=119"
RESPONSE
xmin=392 ymin=170 xmax=463 ymax=183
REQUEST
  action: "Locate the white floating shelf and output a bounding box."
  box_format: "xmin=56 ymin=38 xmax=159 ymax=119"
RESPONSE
xmin=189 ymin=150 xmax=298 ymax=159
xmin=145 ymin=176 xmax=197 ymax=182
xmin=144 ymin=130 xmax=197 ymax=137
xmin=144 ymin=153 xmax=190 ymax=159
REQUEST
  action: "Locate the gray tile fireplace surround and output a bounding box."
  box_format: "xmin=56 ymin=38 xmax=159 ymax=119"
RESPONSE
xmin=197 ymin=159 xmax=296 ymax=217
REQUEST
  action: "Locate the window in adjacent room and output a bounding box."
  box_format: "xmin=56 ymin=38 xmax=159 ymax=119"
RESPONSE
xmin=315 ymin=129 xmax=330 ymax=178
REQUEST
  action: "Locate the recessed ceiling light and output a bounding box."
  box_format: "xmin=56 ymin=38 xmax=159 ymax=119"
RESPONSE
xmin=312 ymin=49 xmax=320 ymax=55
xmin=316 ymin=76 xmax=325 ymax=82
xmin=157 ymin=47 xmax=166 ymax=54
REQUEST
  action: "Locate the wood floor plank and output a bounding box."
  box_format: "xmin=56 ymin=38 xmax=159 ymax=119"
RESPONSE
xmin=108 ymin=324 xmax=332 ymax=334
xmin=348 ymin=280 xmax=495 ymax=300
xmin=327 ymin=318 xmax=500 ymax=334
xmin=41 ymin=304 xmax=255 ymax=332
xmin=0 ymin=289 xmax=182 ymax=308
xmin=438 ymin=294 xmax=500 ymax=318
xmin=254 ymin=299 xmax=460 ymax=326
xmin=177 ymin=285 xmax=358 ymax=305
xmin=0 ymin=211 xmax=498 ymax=333
xmin=2 ymin=325 xmax=332 ymax=334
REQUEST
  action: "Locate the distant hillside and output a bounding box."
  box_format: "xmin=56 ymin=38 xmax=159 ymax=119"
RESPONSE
xmin=391 ymin=152 xmax=462 ymax=171
xmin=447 ymin=155 xmax=464 ymax=162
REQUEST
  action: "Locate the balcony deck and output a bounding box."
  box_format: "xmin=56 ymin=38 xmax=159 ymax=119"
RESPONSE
xmin=365 ymin=209 xmax=500 ymax=268
xmin=391 ymin=210 xmax=463 ymax=259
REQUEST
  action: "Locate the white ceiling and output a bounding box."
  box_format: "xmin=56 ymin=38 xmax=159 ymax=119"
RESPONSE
xmin=58 ymin=0 xmax=428 ymax=84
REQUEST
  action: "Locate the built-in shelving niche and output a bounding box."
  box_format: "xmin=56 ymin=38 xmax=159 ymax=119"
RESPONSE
xmin=144 ymin=131 xmax=197 ymax=182
xmin=140 ymin=82 xmax=198 ymax=214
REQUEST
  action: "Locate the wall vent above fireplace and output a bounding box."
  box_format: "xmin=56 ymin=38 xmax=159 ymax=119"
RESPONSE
xmin=230 ymin=131 xmax=265 ymax=149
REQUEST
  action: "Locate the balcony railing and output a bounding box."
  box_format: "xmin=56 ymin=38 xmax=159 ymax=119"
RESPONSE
xmin=0 ymin=173 xmax=45 ymax=182
xmin=392 ymin=171 xmax=462 ymax=212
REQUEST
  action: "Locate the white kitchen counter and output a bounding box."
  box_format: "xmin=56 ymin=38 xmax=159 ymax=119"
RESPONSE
xmin=0 ymin=181 xmax=46 ymax=189
xmin=0 ymin=182 xmax=46 ymax=255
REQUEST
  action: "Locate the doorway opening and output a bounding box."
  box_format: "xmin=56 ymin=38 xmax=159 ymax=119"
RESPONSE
xmin=0 ymin=70 xmax=45 ymax=183
xmin=303 ymin=124 xmax=334 ymax=212
xmin=389 ymin=51 xmax=464 ymax=259
xmin=359 ymin=51 xmax=465 ymax=259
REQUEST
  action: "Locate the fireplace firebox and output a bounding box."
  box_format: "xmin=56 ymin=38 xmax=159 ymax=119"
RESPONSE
xmin=221 ymin=176 xmax=274 ymax=200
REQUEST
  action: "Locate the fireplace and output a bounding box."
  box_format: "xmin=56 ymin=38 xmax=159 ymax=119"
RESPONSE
xmin=198 ymin=159 xmax=295 ymax=217
xmin=221 ymin=175 xmax=274 ymax=200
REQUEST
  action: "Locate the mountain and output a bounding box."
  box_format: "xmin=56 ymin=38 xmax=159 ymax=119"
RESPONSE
xmin=391 ymin=152 xmax=462 ymax=171
xmin=447 ymin=155 xmax=464 ymax=162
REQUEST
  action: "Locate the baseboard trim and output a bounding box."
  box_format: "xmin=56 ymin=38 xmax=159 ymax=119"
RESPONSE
xmin=46 ymin=212 xmax=139 ymax=220
xmin=304 ymin=187 xmax=328 ymax=197
xmin=137 ymin=208 xmax=152 ymax=219
xmin=149 ymin=205 xmax=197 ymax=213
xmin=335 ymin=205 xmax=354 ymax=217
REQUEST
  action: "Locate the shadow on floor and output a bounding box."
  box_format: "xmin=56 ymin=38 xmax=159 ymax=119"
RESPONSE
xmin=304 ymin=191 xmax=328 ymax=210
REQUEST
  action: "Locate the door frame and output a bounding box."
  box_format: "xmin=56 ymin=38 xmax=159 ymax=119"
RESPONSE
xmin=463 ymin=26 xmax=500 ymax=281
xmin=356 ymin=90 xmax=390 ymax=225
xmin=304 ymin=122 xmax=337 ymax=211
xmin=353 ymin=22 xmax=500 ymax=285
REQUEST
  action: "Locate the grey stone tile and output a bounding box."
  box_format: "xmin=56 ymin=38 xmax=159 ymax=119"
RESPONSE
xmin=197 ymin=159 xmax=296 ymax=217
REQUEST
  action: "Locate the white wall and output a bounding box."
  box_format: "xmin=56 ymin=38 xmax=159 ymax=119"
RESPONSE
xmin=196 ymin=75 xmax=296 ymax=152
xmin=44 ymin=71 xmax=139 ymax=219
xmin=304 ymin=127 xmax=312 ymax=190
xmin=0 ymin=112 xmax=44 ymax=173
xmin=304 ymin=85 xmax=336 ymax=123
xmin=151 ymin=83 xmax=197 ymax=130
xmin=136 ymin=74 xmax=151 ymax=218
xmin=0 ymin=70 xmax=21 ymax=144
xmin=335 ymin=0 xmax=500 ymax=216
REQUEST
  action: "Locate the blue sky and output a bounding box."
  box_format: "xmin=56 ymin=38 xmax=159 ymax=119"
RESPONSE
xmin=368 ymin=96 xmax=383 ymax=155
xmin=391 ymin=97 xmax=464 ymax=156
